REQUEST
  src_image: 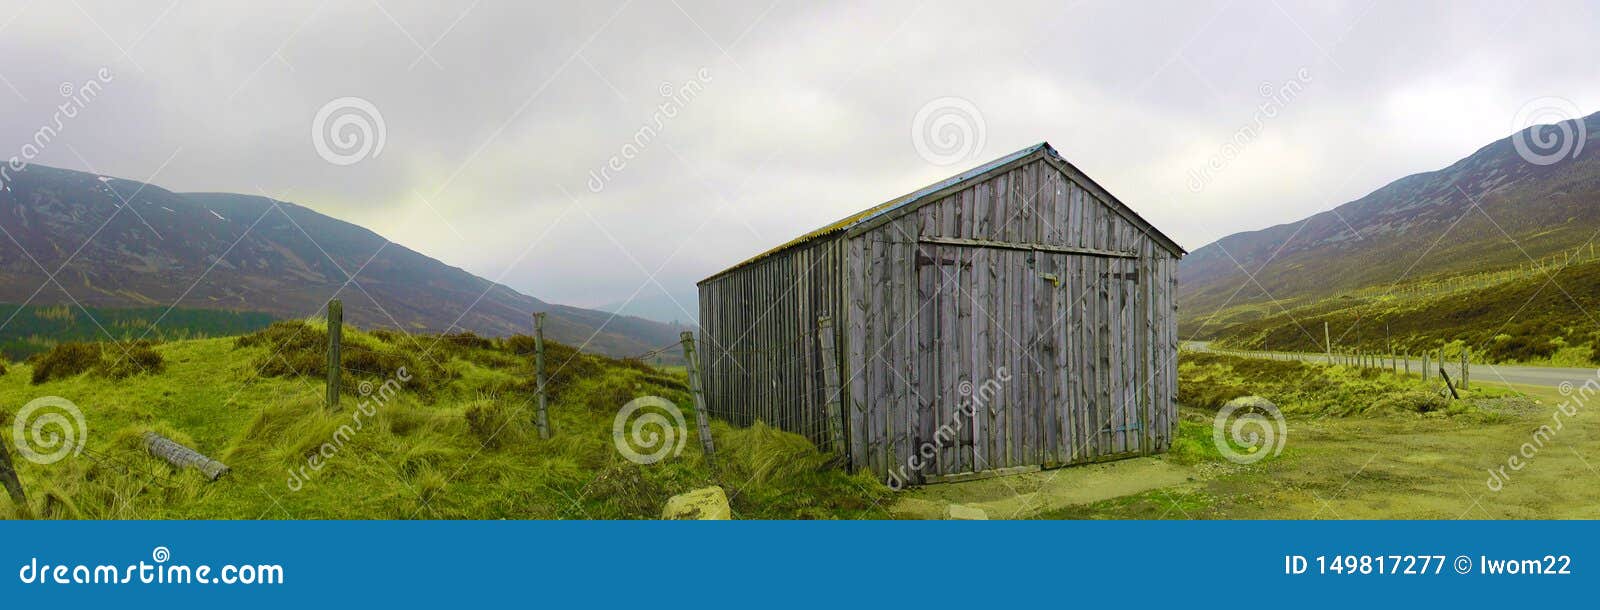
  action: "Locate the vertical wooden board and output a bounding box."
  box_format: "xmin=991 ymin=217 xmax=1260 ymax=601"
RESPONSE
xmin=1034 ymin=252 xmax=1055 ymax=465
xmin=905 ymin=224 xmax=922 ymax=478
xmin=1050 ymin=168 xmax=1068 ymax=246
xmin=1146 ymin=246 xmax=1158 ymax=453
xmin=769 ymin=260 xmax=779 ymax=430
xmin=745 ymin=264 xmax=757 ymax=427
xmin=807 ymin=248 xmax=821 ymax=444
xmin=994 ymin=171 xmax=1010 ymax=240
xmin=1009 ymin=249 xmax=1025 ymax=467
xmin=990 ymin=247 xmax=1006 ymax=469
xmin=1108 ymin=257 xmax=1123 ymax=454
xmin=1173 ymin=257 xmax=1180 ymax=440
xmin=1122 ymin=235 xmax=1135 ymax=453
xmin=988 ymin=248 xmax=1005 ymax=468
xmin=889 ymin=224 xmax=906 ymax=479
xmin=1045 ymin=254 xmax=1062 ymax=464
xmin=846 ymin=238 xmax=869 ymax=472
xmin=1081 ymin=205 xmax=1096 ymax=459
xmin=1081 ymin=253 xmax=1096 ymax=460
xmin=917 ymin=212 xmax=942 ymax=475
xmin=876 ymin=233 xmax=893 ymax=479
xmin=1113 ymin=254 xmax=1126 ymax=455
xmin=949 ymin=246 xmax=966 ymax=474
xmin=1136 ymin=246 xmax=1150 ymax=454
xmin=969 ymin=245 xmax=988 ymax=473
xmin=735 ymin=272 xmax=745 ymax=427
xmin=758 ymin=261 xmax=769 ymax=427
xmin=965 ymin=181 xmax=980 ymax=241
xmin=1095 ymin=220 xmax=1111 ymax=458
xmin=1022 ymin=249 xmax=1037 ymax=466
xmin=896 ymin=219 xmax=915 ymax=481
xmin=886 ymin=229 xmax=901 ymax=480
xmin=937 ymin=245 xmax=957 ymax=475
xmin=1034 ymin=165 xmax=1052 ymax=244
xmin=1063 ymin=252 xmax=1077 ymax=459
xmin=864 ymin=242 xmax=878 ymax=477
xmin=1062 ymin=256 xmax=1078 ymax=464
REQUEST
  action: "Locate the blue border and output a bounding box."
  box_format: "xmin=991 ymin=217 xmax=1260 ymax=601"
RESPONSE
xmin=1 ymin=520 xmax=1591 ymax=606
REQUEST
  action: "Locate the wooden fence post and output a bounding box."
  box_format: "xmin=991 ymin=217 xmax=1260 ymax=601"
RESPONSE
xmin=0 ymin=437 xmax=27 ymax=510
xmin=1439 ymin=367 xmax=1460 ymax=399
xmin=1461 ymin=349 xmax=1470 ymax=391
xmin=326 ymin=299 xmax=342 ymax=411
xmin=816 ymin=316 xmax=847 ymax=457
xmin=1324 ymin=321 xmax=1332 ymax=364
xmin=679 ymin=332 xmax=716 ymax=461
xmin=532 ymin=312 xmax=551 ymax=440
xmin=1422 ymin=351 xmax=1430 ymax=381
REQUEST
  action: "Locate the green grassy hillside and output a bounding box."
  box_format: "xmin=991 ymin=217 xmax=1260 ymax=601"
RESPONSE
xmin=0 ymin=323 xmax=888 ymax=520
xmin=1196 ymin=255 xmax=1600 ymax=366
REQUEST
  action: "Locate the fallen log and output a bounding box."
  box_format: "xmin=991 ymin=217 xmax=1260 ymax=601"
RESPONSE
xmin=142 ymin=432 xmax=230 ymax=481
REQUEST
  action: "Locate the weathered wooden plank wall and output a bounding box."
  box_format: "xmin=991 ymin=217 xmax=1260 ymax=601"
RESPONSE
xmin=843 ymin=157 xmax=1179 ymax=484
xmin=697 ymin=239 xmax=847 ymax=453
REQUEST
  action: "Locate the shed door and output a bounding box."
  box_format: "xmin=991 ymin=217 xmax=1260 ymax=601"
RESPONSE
xmin=914 ymin=245 xmax=1144 ymax=481
xmin=915 ymin=243 xmax=1050 ymax=479
xmin=1038 ymin=252 xmax=1145 ymax=463
xmin=1073 ymin=254 xmax=1144 ymax=460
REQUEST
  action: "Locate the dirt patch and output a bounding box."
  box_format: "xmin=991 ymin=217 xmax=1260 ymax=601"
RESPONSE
xmin=890 ymin=457 xmax=1196 ymax=519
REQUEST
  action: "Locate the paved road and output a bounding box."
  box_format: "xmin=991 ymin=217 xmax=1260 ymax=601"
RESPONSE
xmin=1186 ymin=341 xmax=1598 ymax=391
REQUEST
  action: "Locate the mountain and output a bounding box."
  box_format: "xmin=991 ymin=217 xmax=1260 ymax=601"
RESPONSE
xmin=0 ymin=164 xmax=686 ymax=358
xmin=1180 ymin=111 xmax=1600 ymax=335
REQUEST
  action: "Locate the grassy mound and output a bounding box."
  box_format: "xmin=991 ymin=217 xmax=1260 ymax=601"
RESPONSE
xmin=1 ymin=326 xmax=889 ymax=520
xmin=28 ymin=340 xmax=165 ymax=384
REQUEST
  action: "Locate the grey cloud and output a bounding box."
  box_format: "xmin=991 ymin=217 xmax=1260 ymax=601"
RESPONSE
xmin=1 ymin=0 xmax=1596 ymax=309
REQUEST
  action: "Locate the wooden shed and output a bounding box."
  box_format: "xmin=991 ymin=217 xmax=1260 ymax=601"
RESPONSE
xmin=696 ymin=142 xmax=1185 ymax=487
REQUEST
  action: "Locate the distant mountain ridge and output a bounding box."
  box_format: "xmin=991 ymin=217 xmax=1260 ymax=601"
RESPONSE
xmin=0 ymin=164 xmax=686 ymax=357
xmin=1180 ymin=111 xmax=1600 ymax=333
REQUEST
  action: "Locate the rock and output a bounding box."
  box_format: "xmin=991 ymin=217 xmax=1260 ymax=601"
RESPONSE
xmin=662 ymin=486 xmax=731 ymax=520
xmin=946 ymin=504 xmax=988 ymax=520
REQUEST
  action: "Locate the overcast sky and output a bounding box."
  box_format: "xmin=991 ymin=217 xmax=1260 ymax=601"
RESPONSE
xmin=2 ymin=0 xmax=1597 ymax=314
